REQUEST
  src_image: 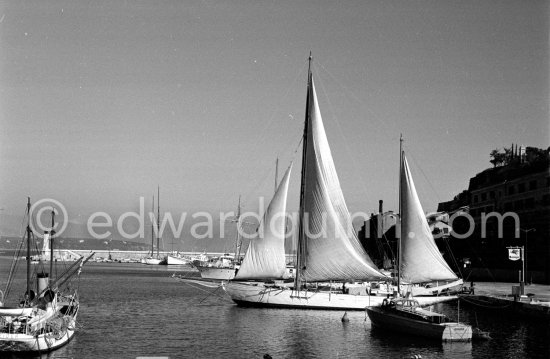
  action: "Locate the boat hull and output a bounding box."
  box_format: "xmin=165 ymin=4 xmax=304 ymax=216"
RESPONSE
xmin=196 ymin=266 xmax=236 ymax=280
xmin=410 ymin=279 xmax=464 ymax=296
xmin=0 ymin=314 xmax=77 ymax=353
xmin=366 ymin=307 xmax=472 ymax=341
xmin=223 ymin=282 xmax=456 ymax=310
xmin=166 ymin=255 xmax=191 ymax=265
xmin=144 ymin=258 xmax=163 ymax=265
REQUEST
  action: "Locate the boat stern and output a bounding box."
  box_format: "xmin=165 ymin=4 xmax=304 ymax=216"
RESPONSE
xmin=442 ymin=323 xmax=472 ymax=341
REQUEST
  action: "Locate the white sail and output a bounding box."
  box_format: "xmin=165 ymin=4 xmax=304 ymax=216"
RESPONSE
xmin=400 ymin=155 xmax=457 ymax=283
xmin=299 ymin=77 xmax=386 ymax=282
xmin=235 ymin=165 xmax=292 ymax=280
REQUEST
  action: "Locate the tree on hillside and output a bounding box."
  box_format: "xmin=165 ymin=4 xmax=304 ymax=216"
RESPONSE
xmin=489 ymin=149 xmax=505 ymax=167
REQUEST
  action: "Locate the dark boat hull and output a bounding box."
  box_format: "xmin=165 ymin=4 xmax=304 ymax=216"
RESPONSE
xmin=366 ymin=307 xmax=472 ymax=341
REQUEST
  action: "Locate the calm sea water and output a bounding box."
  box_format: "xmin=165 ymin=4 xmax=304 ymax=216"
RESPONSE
xmin=2 ymin=260 xmax=549 ymax=359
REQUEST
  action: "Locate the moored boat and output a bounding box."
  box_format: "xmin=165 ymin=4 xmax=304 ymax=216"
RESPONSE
xmin=195 ymin=254 xmax=238 ymax=280
xmin=224 ymin=55 xmax=458 ymax=309
xmin=143 ymin=187 xmax=166 ymax=265
xmin=367 ymin=297 xmax=472 ymax=341
xmin=225 ymin=281 xmax=451 ymax=310
xmin=0 ymin=198 xmax=93 ymax=353
xmin=167 ymin=253 xmax=192 ymax=265
xmin=366 ymin=140 xmax=471 ymax=339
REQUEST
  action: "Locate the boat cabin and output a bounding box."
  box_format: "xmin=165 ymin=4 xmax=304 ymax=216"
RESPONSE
xmin=381 ymin=298 xmax=448 ymax=324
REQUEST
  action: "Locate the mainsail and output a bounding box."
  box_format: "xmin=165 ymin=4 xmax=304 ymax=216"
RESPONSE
xmin=400 ymin=155 xmax=457 ymax=283
xmin=235 ymin=165 xmax=292 ymax=280
xmin=297 ymin=72 xmax=386 ymax=282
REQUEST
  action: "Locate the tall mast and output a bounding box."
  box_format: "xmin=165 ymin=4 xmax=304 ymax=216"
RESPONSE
xmin=295 ymin=52 xmax=313 ymax=290
xmin=151 ymin=195 xmax=155 ymax=256
xmin=157 ymin=186 xmax=160 ymax=258
xmin=274 ymin=157 xmax=279 ymax=194
xmin=50 ymin=208 xmax=55 ymax=280
xmin=234 ymin=196 xmax=242 ymax=260
xmin=26 ymin=197 xmax=31 ymax=301
xmin=397 ymin=134 xmax=403 ymax=295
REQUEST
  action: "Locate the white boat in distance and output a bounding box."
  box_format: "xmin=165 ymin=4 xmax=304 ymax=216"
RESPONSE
xmin=166 ymin=253 xmax=192 ymax=265
xmin=195 ymin=254 xmax=238 ymax=280
xmin=223 ymin=55 xmax=457 ymax=310
xmin=195 ymin=198 xmax=246 ymax=280
xmin=144 ymin=188 xmax=166 ymax=265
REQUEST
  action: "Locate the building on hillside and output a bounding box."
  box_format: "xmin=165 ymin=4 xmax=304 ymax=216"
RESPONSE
xmin=437 ymin=145 xmax=550 ymax=284
xmin=357 ymin=200 xmax=398 ymax=276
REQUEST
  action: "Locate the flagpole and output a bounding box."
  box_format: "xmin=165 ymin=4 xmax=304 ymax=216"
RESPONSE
xmin=521 ymin=245 xmax=525 ymax=295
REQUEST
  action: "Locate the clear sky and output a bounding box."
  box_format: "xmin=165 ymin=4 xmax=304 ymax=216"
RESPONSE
xmin=0 ymin=1 xmax=548 ymax=246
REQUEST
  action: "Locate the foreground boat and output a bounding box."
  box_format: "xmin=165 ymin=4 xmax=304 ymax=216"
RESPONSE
xmin=0 ymin=198 xmax=93 ymax=353
xmin=367 ymin=297 xmax=472 ymax=341
xmin=366 ymin=141 xmax=471 ymax=339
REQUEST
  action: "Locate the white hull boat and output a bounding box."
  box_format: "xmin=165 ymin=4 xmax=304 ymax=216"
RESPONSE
xmin=167 ymin=255 xmax=191 ymax=265
xmin=196 ymin=266 xmax=236 ymax=281
xmin=410 ymin=279 xmax=464 ymax=296
xmin=145 ymin=257 xmax=163 ymax=265
xmin=0 ymin=199 xmax=92 ymax=354
xmin=223 ymin=281 xmax=456 ymax=310
xmin=0 ymin=296 xmax=78 ymax=352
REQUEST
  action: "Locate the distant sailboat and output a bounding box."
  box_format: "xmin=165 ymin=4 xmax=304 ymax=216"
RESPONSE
xmin=366 ymin=143 xmax=471 ymax=341
xmin=223 ymin=55 xmax=452 ymax=309
xmin=145 ymin=187 xmax=166 ymax=265
xmin=194 ymin=197 xmax=244 ymax=280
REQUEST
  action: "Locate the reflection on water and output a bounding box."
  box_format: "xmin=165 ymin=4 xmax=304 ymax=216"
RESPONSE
xmin=0 ymin=260 xmax=548 ymax=358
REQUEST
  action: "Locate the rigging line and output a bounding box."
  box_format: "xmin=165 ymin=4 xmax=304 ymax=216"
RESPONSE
xmin=236 ymin=60 xmax=308 ymax=190
xmin=314 ymin=59 xmax=395 ymax=144
xmin=403 ymin=145 xmax=443 ymax=205
xmin=4 ymin=235 xmax=25 ymax=299
xmin=311 ymin=61 xmax=371 ymax=204
xmin=291 ymin=135 xmax=303 ymax=162
xmin=444 ymin=237 xmax=463 ymax=278
xmin=198 ymin=285 xmax=226 ymax=304
xmin=239 ymin=164 xmax=277 ymax=210
xmin=460 ymin=296 xmax=513 ymax=309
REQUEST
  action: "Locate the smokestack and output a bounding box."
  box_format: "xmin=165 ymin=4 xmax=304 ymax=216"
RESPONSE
xmin=37 ymin=272 xmax=49 ymax=296
xmin=378 ymin=200 xmax=383 ymax=214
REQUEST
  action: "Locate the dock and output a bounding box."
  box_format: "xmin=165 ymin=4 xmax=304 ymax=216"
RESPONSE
xmin=461 ymin=281 xmax=550 ymax=318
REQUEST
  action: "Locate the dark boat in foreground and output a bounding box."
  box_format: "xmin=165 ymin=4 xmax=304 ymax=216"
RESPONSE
xmin=367 ymin=297 xmax=472 ymax=341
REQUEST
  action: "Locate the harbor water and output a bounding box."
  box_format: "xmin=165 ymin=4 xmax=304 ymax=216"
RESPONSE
xmin=1 ymin=260 xmax=549 ymax=359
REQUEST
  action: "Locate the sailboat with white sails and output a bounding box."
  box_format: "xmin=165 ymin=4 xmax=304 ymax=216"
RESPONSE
xmin=396 ymin=143 xmax=463 ymax=296
xmin=223 ymin=55 xmax=455 ymax=310
xmin=365 ymin=144 xmax=471 ymax=341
